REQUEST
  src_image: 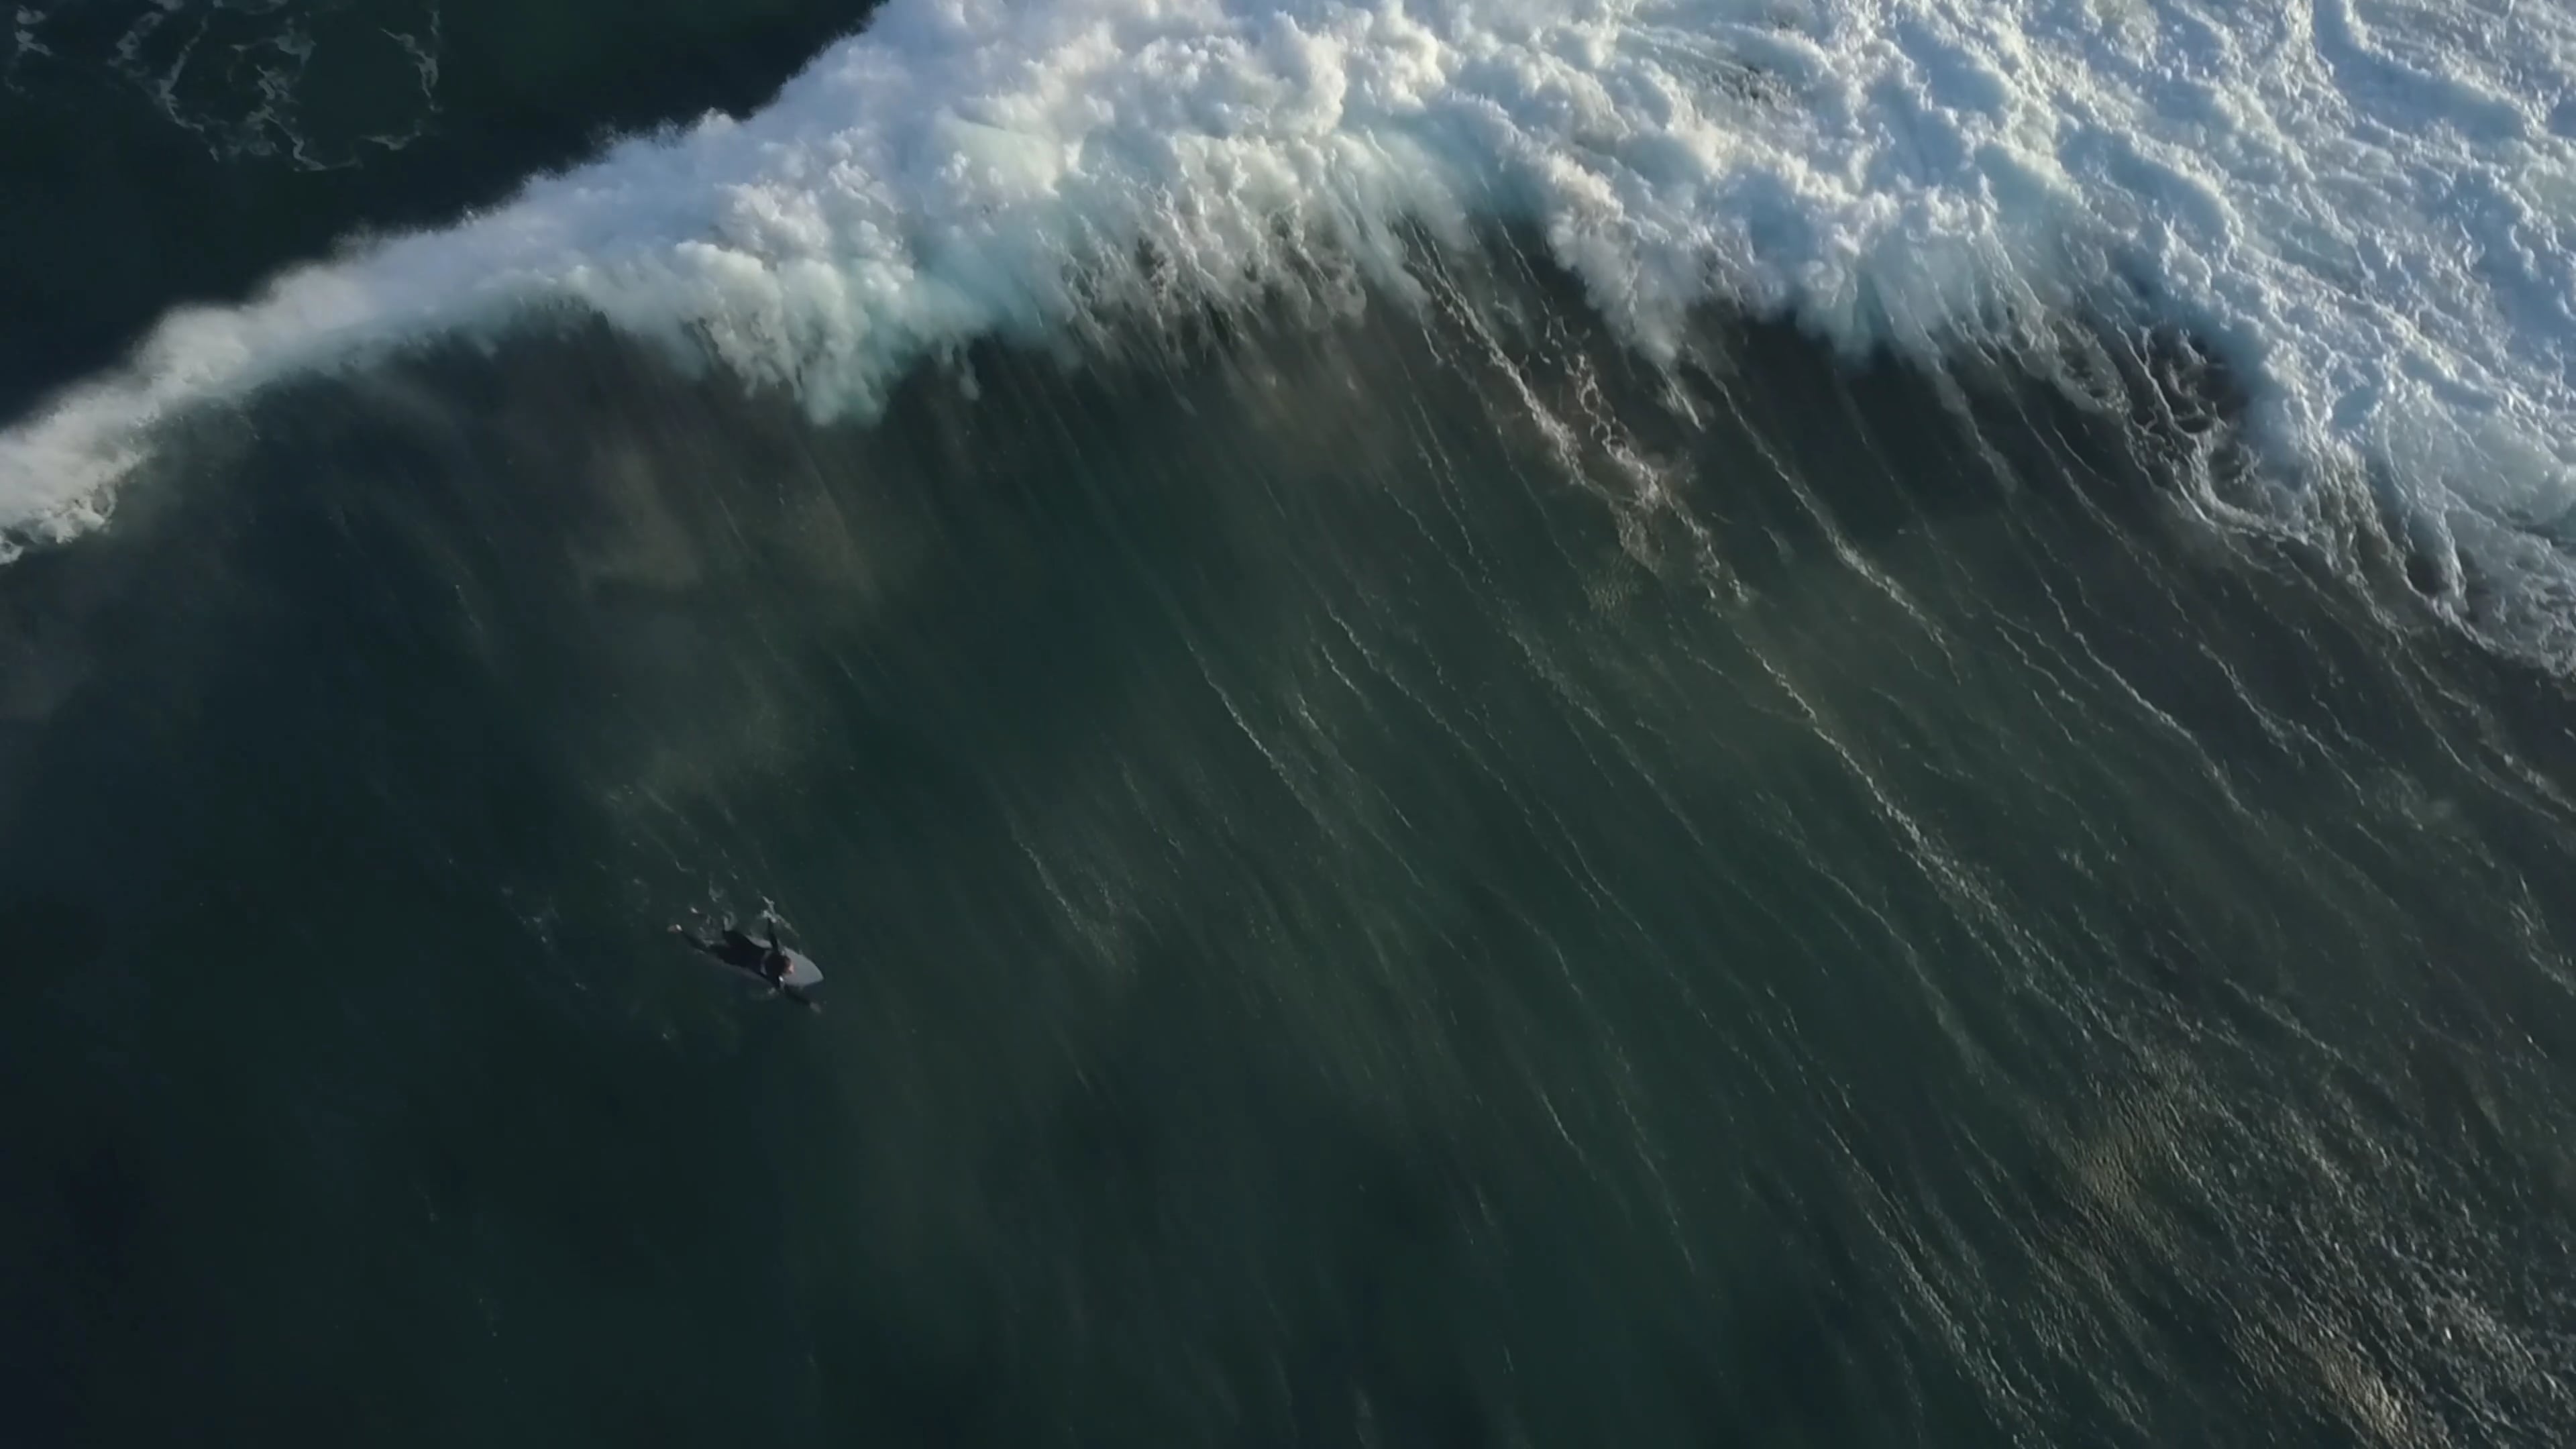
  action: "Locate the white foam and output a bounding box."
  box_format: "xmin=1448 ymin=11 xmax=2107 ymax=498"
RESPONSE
xmin=5 ymin=3 xmax=445 ymax=172
xmin=5 ymin=0 xmax=2574 ymax=631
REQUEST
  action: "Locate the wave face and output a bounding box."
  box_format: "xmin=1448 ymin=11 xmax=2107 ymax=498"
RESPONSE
xmin=4 ymin=0 xmax=2574 ymax=651
xmin=12 ymin=245 xmax=2576 ymax=1449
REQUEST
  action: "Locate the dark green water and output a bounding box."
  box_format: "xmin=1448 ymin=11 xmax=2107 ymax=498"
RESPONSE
xmin=7 ymin=7 xmax=2576 ymax=1448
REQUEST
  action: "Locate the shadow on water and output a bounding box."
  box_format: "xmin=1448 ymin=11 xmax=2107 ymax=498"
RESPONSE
xmin=5 ymin=231 xmax=2576 ymax=1446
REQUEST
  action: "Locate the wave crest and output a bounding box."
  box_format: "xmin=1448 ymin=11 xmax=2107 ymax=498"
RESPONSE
xmin=5 ymin=0 xmax=2573 ymax=653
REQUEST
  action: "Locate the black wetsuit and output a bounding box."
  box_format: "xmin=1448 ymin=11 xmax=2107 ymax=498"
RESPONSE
xmin=686 ymin=924 xmax=793 ymax=984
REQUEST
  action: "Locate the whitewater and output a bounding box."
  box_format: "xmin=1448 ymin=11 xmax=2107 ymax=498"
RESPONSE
xmin=3 ymin=0 xmax=2573 ymax=647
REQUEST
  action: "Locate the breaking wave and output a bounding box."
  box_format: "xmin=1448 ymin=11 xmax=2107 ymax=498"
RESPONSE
xmin=3 ymin=0 xmax=2572 ymax=655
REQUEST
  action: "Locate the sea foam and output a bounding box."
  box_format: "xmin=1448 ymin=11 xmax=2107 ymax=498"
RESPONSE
xmin=3 ymin=0 xmax=2572 ymax=642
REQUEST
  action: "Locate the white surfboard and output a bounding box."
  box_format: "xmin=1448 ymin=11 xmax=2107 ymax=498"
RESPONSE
xmin=677 ymin=919 xmax=824 ymax=996
xmin=776 ymin=948 xmax=824 ymax=989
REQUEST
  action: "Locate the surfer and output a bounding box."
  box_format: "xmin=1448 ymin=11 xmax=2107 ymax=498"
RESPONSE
xmin=670 ymin=912 xmax=820 ymax=1008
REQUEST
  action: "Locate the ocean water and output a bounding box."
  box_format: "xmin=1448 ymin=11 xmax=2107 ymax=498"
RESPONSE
xmin=7 ymin=1 xmax=2576 ymax=1444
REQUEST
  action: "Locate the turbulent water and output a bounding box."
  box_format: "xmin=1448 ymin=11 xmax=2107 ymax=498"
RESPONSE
xmin=7 ymin=1 xmax=2576 ymax=1444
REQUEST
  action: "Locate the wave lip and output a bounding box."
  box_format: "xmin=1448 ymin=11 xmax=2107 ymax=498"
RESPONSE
xmin=5 ymin=0 xmax=2576 ymax=644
